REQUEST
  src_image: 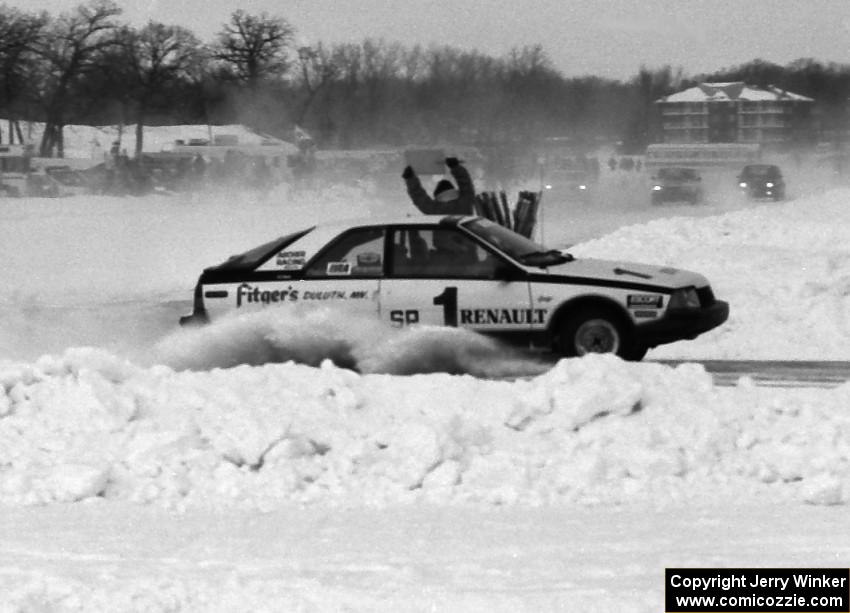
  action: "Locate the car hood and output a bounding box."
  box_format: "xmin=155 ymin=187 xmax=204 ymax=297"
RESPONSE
xmin=532 ymin=257 xmax=710 ymax=290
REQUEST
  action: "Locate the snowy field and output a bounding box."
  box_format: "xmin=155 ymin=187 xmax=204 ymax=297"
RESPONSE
xmin=1 ymin=160 xmax=850 ymax=611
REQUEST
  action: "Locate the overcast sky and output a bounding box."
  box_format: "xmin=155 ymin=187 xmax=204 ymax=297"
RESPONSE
xmin=15 ymin=0 xmax=850 ymax=80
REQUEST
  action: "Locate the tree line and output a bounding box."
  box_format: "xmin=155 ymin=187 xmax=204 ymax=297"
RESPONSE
xmin=1 ymin=0 xmax=849 ymax=158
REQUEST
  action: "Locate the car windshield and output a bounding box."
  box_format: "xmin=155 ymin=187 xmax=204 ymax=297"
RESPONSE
xmin=213 ymin=227 xmax=314 ymax=270
xmin=463 ymin=218 xmax=573 ymax=267
xmin=658 ymin=167 xmax=697 ymax=180
xmin=743 ymin=165 xmax=780 ymax=177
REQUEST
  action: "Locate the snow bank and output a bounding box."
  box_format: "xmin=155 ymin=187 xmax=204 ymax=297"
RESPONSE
xmin=2 ymin=347 xmax=849 ymax=510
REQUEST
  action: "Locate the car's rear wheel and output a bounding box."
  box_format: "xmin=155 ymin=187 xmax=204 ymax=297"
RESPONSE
xmin=559 ymin=307 xmax=645 ymax=360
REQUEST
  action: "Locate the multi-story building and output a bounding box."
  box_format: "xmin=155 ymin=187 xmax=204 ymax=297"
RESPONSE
xmin=655 ymin=82 xmax=814 ymax=147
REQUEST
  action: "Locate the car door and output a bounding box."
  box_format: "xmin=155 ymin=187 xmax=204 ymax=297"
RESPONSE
xmin=381 ymin=226 xmax=534 ymax=334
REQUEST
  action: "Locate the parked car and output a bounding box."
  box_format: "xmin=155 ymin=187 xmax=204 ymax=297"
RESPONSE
xmin=43 ymin=165 xmax=92 ymax=196
xmin=737 ymin=164 xmax=785 ymax=201
xmin=650 ymin=167 xmax=704 ymax=204
xmin=180 ymin=215 xmax=729 ymax=362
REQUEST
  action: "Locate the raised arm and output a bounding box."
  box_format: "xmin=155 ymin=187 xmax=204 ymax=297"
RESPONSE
xmin=402 ymin=165 xmax=438 ymax=214
xmin=446 ymin=157 xmax=475 ymax=214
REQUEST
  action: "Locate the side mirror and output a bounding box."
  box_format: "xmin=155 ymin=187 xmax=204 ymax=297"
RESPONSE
xmin=494 ymin=262 xmax=525 ymax=282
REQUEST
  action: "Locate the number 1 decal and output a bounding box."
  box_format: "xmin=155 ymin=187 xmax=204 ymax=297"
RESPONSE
xmin=433 ymin=287 xmax=458 ymax=327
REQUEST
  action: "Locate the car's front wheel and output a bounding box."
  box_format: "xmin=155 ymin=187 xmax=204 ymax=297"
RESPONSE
xmin=559 ymin=307 xmax=645 ymax=360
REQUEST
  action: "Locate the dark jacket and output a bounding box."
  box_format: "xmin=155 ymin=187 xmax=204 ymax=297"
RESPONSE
xmin=403 ymin=160 xmax=475 ymax=215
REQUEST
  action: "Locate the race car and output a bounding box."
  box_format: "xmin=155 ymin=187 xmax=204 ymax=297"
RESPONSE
xmin=737 ymin=164 xmax=785 ymax=201
xmin=180 ymin=215 xmax=729 ymax=361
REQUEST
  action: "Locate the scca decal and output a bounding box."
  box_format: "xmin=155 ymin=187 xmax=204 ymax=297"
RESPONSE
xmin=459 ymin=308 xmax=547 ymax=325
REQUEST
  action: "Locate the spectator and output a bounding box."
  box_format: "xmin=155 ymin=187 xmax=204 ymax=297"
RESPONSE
xmin=402 ymin=157 xmax=476 ymax=215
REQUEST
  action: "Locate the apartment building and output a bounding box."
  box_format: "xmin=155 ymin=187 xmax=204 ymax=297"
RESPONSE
xmin=655 ymin=82 xmax=814 ymax=147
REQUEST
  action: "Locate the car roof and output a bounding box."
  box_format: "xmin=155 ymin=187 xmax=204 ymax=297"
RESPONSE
xmin=308 ymin=214 xmax=476 ymax=232
xmin=742 ymin=164 xmax=780 ymax=171
xmin=658 ymin=166 xmax=698 ymax=173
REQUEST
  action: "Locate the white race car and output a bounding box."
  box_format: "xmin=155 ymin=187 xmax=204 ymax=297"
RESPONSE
xmin=180 ymin=215 xmax=729 ymax=360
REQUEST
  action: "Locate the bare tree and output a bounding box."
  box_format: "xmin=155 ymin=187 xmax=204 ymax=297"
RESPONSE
xmin=213 ymin=10 xmax=295 ymax=88
xmin=31 ymin=0 xmax=121 ymax=156
xmin=294 ymin=43 xmax=337 ymax=125
xmin=120 ymin=21 xmax=202 ymax=156
xmin=0 ymin=7 xmax=47 ymax=143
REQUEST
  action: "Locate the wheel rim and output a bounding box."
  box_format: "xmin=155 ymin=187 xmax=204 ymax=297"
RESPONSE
xmin=574 ymin=318 xmax=620 ymax=355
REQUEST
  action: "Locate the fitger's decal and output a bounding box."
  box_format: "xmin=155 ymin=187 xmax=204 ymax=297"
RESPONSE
xmin=236 ymin=283 xmax=299 ymax=307
xmin=235 ymin=284 xmax=372 ymax=307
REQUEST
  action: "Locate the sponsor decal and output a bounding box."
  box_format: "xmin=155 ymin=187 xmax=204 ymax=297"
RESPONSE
xmin=234 ymin=283 xmax=373 ymax=307
xmin=326 ymin=261 xmax=351 ymax=275
xmin=356 ymin=252 xmax=381 ymax=266
xmin=659 ymin=267 xmax=679 ymax=274
xmin=236 ymin=283 xmax=299 ymax=307
xmin=459 ymin=308 xmax=547 ymax=325
xmin=627 ymin=294 xmax=663 ymax=308
xmin=536 ymin=295 xmax=553 ymax=303
xmin=276 ymin=250 xmax=306 ymax=270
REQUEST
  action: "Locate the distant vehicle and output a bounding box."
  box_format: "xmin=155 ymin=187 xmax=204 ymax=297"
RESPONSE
xmin=737 ymin=164 xmax=785 ymax=201
xmin=644 ymin=143 xmax=761 ymax=170
xmin=179 ymin=215 xmax=729 ymax=361
xmin=543 ymin=168 xmax=594 ymax=202
xmin=650 ymin=167 xmax=704 ymax=204
xmin=42 ymin=165 xmax=91 ymax=196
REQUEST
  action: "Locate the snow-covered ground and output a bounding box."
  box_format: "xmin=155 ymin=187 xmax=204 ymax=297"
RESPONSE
xmin=1 ymin=156 xmax=849 ymax=611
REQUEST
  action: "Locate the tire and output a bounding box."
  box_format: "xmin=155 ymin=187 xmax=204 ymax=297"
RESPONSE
xmin=559 ymin=307 xmax=643 ymax=360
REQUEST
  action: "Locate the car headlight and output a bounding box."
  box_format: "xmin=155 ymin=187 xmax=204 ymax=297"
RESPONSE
xmin=578 ymin=184 xmax=587 ymax=190
xmin=766 ymin=182 xmax=774 ymax=188
xmin=668 ymin=286 xmax=700 ymax=309
xmin=652 ymin=185 xmax=662 ymax=191
xmin=739 ymin=182 xmax=747 ymax=188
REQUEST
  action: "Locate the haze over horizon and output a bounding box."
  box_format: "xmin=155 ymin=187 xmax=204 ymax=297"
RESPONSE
xmin=15 ymin=0 xmax=850 ymax=81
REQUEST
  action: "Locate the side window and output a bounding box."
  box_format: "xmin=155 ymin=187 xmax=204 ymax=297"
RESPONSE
xmin=304 ymin=228 xmax=385 ymax=278
xmin=391 ymin=228 xmax=500 ymax=279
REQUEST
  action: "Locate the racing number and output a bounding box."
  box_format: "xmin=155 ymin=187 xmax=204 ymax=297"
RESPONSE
xmin=390 ymin=309 xmax=419 ymax=327
xmin=389 ymin=287 xmax=457 ymax=327
xmin=433 ymin=287 xmax=458 ymax=327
